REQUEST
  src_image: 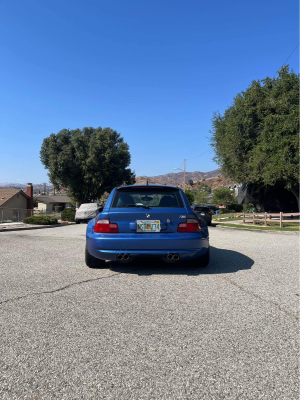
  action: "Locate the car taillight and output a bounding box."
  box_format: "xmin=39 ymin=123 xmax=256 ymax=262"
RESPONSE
xmin=94 ymin=219 xmax=119 ymax=233
xmin=178 ymin=218 xmax=201 ymax=233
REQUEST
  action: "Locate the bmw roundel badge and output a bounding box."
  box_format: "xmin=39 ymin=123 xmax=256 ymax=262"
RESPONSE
xmin=146 ymin=214 xmax=151 ymax=219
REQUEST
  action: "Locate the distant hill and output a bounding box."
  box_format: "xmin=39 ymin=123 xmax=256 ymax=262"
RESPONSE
xmin=0 ymin=183 xmax=54 ymax=191
xmin=0 ymin=168 xmax=235 ymax=193
xmin=135 ymin=168 xmax=234 ymax=190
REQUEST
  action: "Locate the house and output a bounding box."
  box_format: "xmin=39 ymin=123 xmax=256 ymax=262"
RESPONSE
xmin=0 ymin=183 xmax=33 ymax=222
xmin=36 ymin=194 xmax=73 ymax=213
xmin=228 ymin=183 xmax=242 ymax=196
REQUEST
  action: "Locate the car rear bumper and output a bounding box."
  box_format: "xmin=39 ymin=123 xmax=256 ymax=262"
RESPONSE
xmin=88 ymin=248 xmax=209 ymax=261
xmin=86 ymin=231 xmax=209 ymax=261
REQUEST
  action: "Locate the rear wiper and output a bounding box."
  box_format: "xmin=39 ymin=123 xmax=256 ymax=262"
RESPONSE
xmin=125 ymin=204 xmax=150 ymax=209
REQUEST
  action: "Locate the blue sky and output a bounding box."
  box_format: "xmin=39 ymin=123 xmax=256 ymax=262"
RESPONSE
xmin=0 ymin=0 xmax=298 ymax=184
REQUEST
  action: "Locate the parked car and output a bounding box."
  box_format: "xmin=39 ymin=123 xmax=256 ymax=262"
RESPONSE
xmin=85 ymin=185 xmax=210 ymax=268
xmin=191 ymin=205 xmax=212 ymax=226
xmin=206 ymin=205 xmax=219 ymax=214
xmin=75 ymin=203 xmax=102 ymax=224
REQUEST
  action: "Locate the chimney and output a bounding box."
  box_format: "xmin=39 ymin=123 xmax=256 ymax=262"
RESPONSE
xmin=26 ymin=183 xmax=33 ymax=210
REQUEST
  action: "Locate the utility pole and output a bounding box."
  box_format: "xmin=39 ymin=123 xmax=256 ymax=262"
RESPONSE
xmin=174 ymin=159 xmax=186 ymax=191
xmin=183 ymin=159 xmax=186 ymax=192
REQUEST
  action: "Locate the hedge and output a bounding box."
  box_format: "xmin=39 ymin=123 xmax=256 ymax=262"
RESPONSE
xmin=227 ymin=203 xmax=243 ymax=212
xmin=23 ymin=215 xmax=58 ymax=225
xmin=61 ymin=208 xmax=76 ymax=222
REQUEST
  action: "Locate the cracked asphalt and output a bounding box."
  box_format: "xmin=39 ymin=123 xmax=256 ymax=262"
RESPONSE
xmin=0 ymin=225 xmax=299 ymax=399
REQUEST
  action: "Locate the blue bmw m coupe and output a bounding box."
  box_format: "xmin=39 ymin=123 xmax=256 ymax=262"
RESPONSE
xmin=85 ymin=185 xmax=210 ymax=268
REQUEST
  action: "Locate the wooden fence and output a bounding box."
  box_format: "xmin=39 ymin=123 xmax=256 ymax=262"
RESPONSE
xmin=242 ymin=212 xmax=300 ymax=228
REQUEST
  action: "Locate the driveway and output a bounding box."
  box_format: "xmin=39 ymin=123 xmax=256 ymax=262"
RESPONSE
xmin=0 ymin=225 xmax=298 ymax=399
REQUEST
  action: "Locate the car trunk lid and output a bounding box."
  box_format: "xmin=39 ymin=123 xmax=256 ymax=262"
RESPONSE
xmin=108 ymin=207 xmax=188 ymax=233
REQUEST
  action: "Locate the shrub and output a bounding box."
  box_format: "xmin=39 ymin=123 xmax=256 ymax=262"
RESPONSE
xmin=243 ymin=203 xmax=255 ymax=213
xmin=61 ymin=207 xmax=75 ymax=222
xmin=218 ymin=209 xmax=225 ymax=214
xmin=55 ymin=206 xmax=62 ymax=212
xmin=227 ymin=203 xmax=243 ymax=212
xmin=23 ymin=215 xmax=58 ymax=225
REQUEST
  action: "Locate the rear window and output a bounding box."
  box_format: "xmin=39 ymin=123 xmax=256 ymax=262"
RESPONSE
xmin=111 ymin=188 xmax=184 ymax=208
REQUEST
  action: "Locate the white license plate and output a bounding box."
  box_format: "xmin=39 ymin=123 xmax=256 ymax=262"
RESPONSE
xmin=136 ymin=220 xmax=160 ymax=232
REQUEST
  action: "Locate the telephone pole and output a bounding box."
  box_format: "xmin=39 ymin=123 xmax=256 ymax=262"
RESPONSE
xmin=183 ymin=159 xmax=186 ymax=192
xmin=174 ymin=159 xmax=186 ymax=191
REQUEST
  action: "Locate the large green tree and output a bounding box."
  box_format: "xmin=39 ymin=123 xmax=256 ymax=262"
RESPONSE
xmin=194 ymin=190 xmax=210 ymax=205
xmin=210 ymin=66 xmax=299 ymax=205
xmin=184 ymin=190 xmax=195 ymax=205
xmin=40 ymin=127 xmax=135 ymax=203
xmin=212 ymin=187 xmax=236 ymax=207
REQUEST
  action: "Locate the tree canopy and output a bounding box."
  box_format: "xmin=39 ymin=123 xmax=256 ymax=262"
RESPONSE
xmin=184 ymin=190 xmax=195 ymax=205
xmin=210 ymin=66 xmax=299 ymax=201
xmin=197 ymin=181 xmax=211 ymax=193
xmin=212 ymin=188 xmax=236 ymax=207
xmin=40 ymin=127 xmax=135 ymax=203
xmin=194 ymin=190 xmax=210 ymax=205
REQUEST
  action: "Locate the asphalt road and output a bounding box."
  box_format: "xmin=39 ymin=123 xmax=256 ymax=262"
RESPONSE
xmin=0 ymin=225 xmax=298 ymax=399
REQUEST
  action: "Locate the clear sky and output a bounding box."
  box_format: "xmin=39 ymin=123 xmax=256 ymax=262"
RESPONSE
xmin=0 ymin=0 xmax=298 ymax=184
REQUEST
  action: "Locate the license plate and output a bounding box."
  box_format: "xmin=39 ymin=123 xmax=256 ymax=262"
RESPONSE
xmin=136 ymin=220 xmax=160 ymax=232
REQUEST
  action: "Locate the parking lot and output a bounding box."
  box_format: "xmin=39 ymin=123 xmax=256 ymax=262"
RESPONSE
xmin=0 ymin=225 xmax=299 ymax=399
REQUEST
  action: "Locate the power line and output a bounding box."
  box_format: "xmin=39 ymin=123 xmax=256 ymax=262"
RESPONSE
xmin=274 ymin=43 xmax=299 ymax=78
xmin=185 ymin=148 xmax=213 ymax=161
xmin=281 ymin=43 xmax=299 ymax=68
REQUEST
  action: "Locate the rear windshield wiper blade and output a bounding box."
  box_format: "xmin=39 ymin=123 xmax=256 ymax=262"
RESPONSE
xmin=124 ymin=204 xmax=150 ymax=209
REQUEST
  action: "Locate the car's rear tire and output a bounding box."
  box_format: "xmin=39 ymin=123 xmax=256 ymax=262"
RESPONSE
xmin=85 ymin=246 xmax=105 ymax=268
xmin=190 ymin=248 xmax=210 ymax=268
xmin=75 ymin=219 xmax=80 ymax=224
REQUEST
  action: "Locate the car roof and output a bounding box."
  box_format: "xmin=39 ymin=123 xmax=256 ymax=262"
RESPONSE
xmin=116 ymin=184 xmax=180 ymax=190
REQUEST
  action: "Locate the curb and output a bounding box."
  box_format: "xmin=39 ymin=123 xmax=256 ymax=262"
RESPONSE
xmin=213 ymin=224 xmax=299 ymax=235
xmin=0 ymin=223 xmax=75 ymax=232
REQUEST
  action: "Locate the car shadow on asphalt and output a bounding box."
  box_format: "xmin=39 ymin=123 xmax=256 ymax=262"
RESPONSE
xmin=106 ymin=246 xmax=254 ymax=276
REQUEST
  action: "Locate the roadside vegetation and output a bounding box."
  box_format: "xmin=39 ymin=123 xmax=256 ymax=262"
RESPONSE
xmin=23 ymin=216 xmax=58 ymax=225
xmin=40 ymin=127 xmax=135 ymax=204
xmin=214 ymin=222 xmax=299 ymax=231
xmin=61 ymin=208 xmax=76 ymax=222
xmin=210 ymin=66 xmax=299 ymax=207
xmin=213 ymin=214 xmax=242 ymax=221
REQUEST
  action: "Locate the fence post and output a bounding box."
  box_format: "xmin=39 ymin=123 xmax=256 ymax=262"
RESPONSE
xmin=264 ymin=212 xmax=267 ymax=226
xmin=243 ymin=212 xmax=245 ymax=224
xmin=253 ymin=212 xmax=255 ymax=225
xmin=280 ymin=212 xmax=283 ymax=228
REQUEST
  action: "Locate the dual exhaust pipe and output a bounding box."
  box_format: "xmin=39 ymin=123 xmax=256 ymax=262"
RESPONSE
xmin=117 ymin=253 xmax=130 ymax=261
xmin=117 ymin=253 xmax=180 ymax=262
xmin=167 ymin=253 xmax=180 ymax=261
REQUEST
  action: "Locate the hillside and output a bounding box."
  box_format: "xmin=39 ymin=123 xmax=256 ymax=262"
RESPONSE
xmin=0 ymin=168 xmax=235 ymax=193
xmin=135 ymin=168 xmax=234 ymax=190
